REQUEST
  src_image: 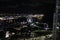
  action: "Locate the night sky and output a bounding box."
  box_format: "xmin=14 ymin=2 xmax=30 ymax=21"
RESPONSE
xmin=0 ymin=0 xmax=55 ymax=14
xmin=0 ymin=0 xmax=56 ymax=27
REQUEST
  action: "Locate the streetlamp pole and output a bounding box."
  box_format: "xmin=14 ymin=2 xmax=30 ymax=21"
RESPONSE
xmin=53 ymin=0 xmax=59 ymax=40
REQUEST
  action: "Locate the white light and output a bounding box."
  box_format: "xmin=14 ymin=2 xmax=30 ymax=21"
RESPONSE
xmin=7 ymin=17 xmax=14 ymax=19
xmin=12 ymin=33 xmax=15 ymax=35
xmin=0 ymin=17 xmax=3 ymax=20
xmin=27 ymin=18 xmax=32 ymax=23
xmin=40 ymin=14 xmax=44 ymax=16
xmin=31 ymin=23 xmax=34 ymax=25
xmin=49 ymin=34 xmax=52 ymax=37
xmin=56 ymin=26 xmax=59 ymax=29
xmin=33 ymin=15 xmax=37 ymax=17
xmin=28 ymin=19 xmax=32 ymax=22
xmin=5 ymin=31 xmax=10 ymax=38
xmin=34 ymin=14 xmax=44 ymax=17
xmin=45 ymin=28 xmax=49 ymax=31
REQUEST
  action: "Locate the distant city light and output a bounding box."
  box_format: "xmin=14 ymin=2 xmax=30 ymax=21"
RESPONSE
xmin=12 ymin=33 xmax=15 ymax=35
xmin=0 ymin=17 xmax=3 ymax=20
xmin=7 ymin=17 xmax=14 ymax=19
xmin=5 ymin=31 xmax=10 ymax=38
xmin=44 ymin=28 xmax=49 ymax=31
xmin=27 ymin=18 xmax=32 ymax=23
xmin=39 ymin=14 xmax=44 ymax=16
xmin=56 ymin=26 xmax=59 ymax=29
xmin=32 ymin=14 xmax=44 ymax=17
xmin=0 ymin=17 xmax=6 ymax=20
xmin=27 ymin=16 xmax=33 ymax=23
